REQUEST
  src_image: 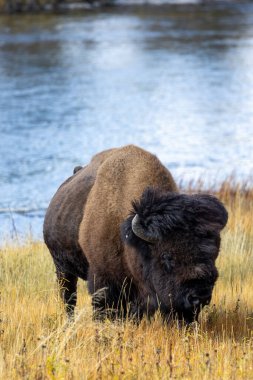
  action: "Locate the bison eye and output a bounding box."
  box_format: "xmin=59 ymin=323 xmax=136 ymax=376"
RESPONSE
xmin=161 ymin=254 xmax=175 ymax=272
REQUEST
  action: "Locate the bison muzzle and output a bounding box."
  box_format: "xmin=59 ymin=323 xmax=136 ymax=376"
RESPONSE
xmin=43 ymin=145 xmax=228 ymax=324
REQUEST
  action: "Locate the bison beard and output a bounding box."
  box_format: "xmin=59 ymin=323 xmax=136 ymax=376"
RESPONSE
xmin=43 ymin=145 xmax=228 ymax=324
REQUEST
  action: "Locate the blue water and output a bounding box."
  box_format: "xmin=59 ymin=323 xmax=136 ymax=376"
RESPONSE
xmin=1 ymin=2 xmax=253 ymax=240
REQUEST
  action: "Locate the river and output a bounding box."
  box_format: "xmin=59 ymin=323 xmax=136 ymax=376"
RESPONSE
xmin=0 ymin=1 xmax=253 ymax=240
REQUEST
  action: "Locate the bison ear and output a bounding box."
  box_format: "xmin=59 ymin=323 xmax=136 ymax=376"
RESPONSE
xmin=192 ymin=194 xmax=228 ymax=233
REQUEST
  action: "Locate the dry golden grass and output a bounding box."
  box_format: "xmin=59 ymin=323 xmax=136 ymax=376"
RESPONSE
xmin=1 ymin=179 xmax=253 ymax=379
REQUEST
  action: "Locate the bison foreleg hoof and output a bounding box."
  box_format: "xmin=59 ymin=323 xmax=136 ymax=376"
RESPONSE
xmin=91 ymin=290 xmax=126 ymax=321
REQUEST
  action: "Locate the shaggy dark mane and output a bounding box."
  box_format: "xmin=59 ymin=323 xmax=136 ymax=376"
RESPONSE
xmin=128 ymin=187 xmax=228 ymax=241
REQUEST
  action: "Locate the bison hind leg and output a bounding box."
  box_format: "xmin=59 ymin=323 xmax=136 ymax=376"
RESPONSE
xmin=56 ymin=269 xmax=78 ymax=320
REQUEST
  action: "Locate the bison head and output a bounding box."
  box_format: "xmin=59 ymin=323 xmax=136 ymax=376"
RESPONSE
xmin=121 ymin=188 xmax=228 ymax=324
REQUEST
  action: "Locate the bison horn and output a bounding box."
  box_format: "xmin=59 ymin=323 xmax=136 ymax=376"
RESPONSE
xmin=131 ymin=214 xmax=156 ymax=243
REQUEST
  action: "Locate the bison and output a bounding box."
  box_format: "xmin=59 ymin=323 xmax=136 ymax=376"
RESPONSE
xmin=43 ymin=145 xmax=228 ymax=324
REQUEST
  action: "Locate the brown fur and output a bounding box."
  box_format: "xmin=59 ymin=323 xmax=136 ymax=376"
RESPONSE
xmin=44 ymin=148 xmax=117 ymax=261
xmin=43 ymin=148 xmax=117 ymax=315
xmin=79 ymin=145 xmax=177 ymax=284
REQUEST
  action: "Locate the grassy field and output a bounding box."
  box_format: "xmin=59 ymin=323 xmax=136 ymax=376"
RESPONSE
xmin=1 ymin=180 xmax=253 ymax=379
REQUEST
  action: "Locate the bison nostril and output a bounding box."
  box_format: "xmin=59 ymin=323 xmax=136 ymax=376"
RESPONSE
xmin=184 ymin=294 xmax=198 ymax=309
xmin=188 ymin=295 xmax=200 ymax=307
xmin=185 ymin=293 xmax=211 ymax=310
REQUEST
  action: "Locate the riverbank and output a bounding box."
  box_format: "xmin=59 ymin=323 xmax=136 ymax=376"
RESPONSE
xmin=1 ymin=180 xmax=253 ymax=379
xmin=0 ymin=0 xmax=114 ymax=13
xmin=0 ymin=0 xmax=250 ymax=14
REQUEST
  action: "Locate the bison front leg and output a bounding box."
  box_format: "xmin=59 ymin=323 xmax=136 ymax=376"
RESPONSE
xmin=56 ymin=269 xmax=78 ymax=320
xmin=87 ymin=270 xmax=130 ymax=320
